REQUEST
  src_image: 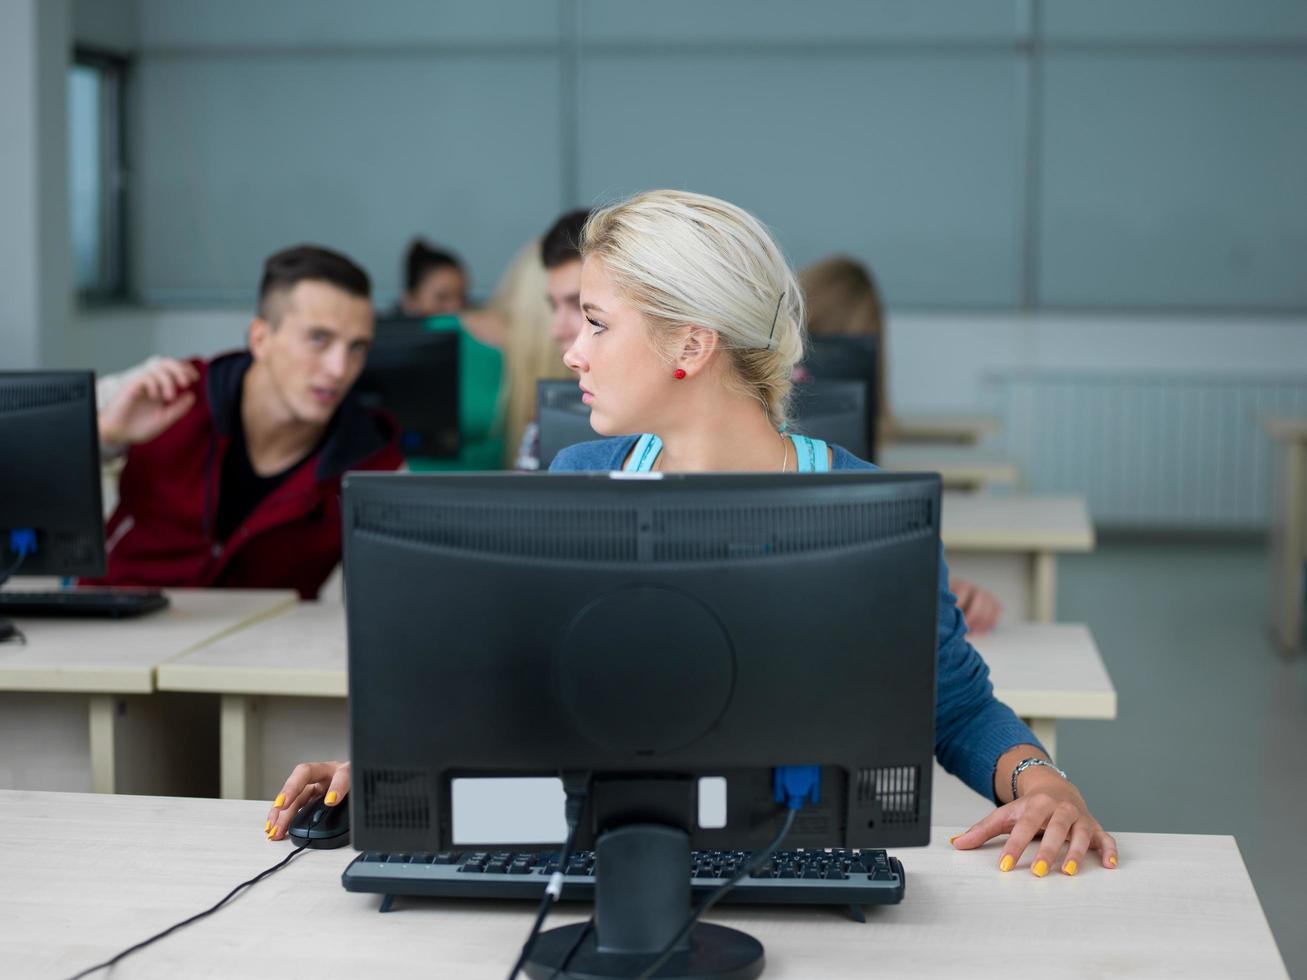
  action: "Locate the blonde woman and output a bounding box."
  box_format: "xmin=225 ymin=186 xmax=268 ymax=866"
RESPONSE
xmin=267 ymin=191 xmax=1117 ymax=881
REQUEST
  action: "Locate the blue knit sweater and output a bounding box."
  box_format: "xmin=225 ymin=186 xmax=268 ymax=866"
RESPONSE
xmin=550 ymin=435 xmax=1042 ymax=801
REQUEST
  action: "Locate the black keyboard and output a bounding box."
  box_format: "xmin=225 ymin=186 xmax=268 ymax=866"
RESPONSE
xmin=343 ymin=847 xmax=904 ymax=911
xmin=0 ymin=589 xmax=170 ymax=618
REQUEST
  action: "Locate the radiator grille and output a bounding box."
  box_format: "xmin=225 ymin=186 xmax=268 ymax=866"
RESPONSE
xmin=986 ymin=371 xmax=1307 ymax=530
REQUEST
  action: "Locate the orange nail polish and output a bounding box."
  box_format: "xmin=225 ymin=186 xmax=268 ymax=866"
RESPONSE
xmin=1033 ymin=860 xmax=1049 ymax=877
xmin=1063 ymin=860 xmax=1078 ymax=876
xmin=264 ymin=820 xmax=271 ymax=834
xmin=273 ymin=793 xmax=286 ymax=808
xmin=999 ymin=855 xmax=1015 ymax=873
xmin=325 ymin=791 xmax=338 ymax=805
xmin=1108 ymin=855 xmax=1118 ymax=867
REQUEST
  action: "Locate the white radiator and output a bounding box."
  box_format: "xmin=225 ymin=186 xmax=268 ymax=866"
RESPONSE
xmin=983 ymin=371 xmax=1307 ymax=531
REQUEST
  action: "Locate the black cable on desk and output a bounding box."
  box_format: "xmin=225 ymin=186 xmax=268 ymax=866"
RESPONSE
xmin=506 ymin=773 xmax=591 ymax=980
xmin=63 ymin=845 xmax=309 ymax=980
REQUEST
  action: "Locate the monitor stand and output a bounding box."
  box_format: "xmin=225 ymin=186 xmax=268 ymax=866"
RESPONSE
xmin=524 ymin=823 xmax=764 ymax=980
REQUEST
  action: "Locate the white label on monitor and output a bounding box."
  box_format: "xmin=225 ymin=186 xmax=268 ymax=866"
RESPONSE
xmin=451 ymin=778 xmax=567 ymax=845
xmin=698 ymin=776 xmax=727 ymax=829
xmin=609 ymin=471 xmax=664 ymax=480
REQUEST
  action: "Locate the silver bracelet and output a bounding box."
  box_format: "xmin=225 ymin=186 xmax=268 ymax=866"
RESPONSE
xmin=1010 ymin=757 xmax=1067 ymax=800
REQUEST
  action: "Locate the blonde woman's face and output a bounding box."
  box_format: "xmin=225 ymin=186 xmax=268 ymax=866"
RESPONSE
xmin=563 ymin=256 xmax=671 ymax=438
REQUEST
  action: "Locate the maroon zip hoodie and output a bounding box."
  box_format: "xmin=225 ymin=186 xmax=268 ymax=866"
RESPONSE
xmin=88 ymin=350 xmax=403 ymax=599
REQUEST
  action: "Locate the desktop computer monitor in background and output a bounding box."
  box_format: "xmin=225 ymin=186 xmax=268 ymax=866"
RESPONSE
xmin=787 ymin=379 xmax=868 ymax=459
xmin=803 ymin=336 xmax=879 ymax=464
xmin=0 ymin=371 xmax=105 ymax=578
xmin=354 ymin=317 xmax=460 ymax=457
xmin=536 ymin=378 xmax=869 ymax=467
xmin=343 ymin=470 xmax=939 ymax=977
xmin=535 ymin=379 xmax=634 ymax=468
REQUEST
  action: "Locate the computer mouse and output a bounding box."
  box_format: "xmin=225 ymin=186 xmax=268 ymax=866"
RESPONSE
xmin=287 ymin=794 xmax=351 ymax=849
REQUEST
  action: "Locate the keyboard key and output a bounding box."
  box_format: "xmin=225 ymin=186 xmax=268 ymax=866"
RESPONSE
xmin=433 ymin=851 xmax=460 ymax=865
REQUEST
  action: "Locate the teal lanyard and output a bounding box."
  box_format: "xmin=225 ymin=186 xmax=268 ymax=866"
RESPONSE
xmin=623 ymin=433 xmax=829 ymax=473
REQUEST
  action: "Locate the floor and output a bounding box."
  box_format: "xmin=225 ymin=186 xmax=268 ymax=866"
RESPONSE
xmin=1055 ymin=539 xmax=1307 ymax=977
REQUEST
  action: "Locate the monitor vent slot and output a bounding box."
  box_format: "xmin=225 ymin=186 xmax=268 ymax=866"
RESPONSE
xmin=360 ymin=768 xmax=432 ymax=832
xmin=355 ymin=502 xmax=639 ymax=561
xmin=0 ymin=381 xmax=86 ymax=413
xmin=649 ymin=498 xmax=932 ymax=561
xmin=856 ymin=765 xmax=921 ymax=826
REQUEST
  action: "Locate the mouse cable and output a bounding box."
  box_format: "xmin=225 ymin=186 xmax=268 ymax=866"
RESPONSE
xmin=63 ymin=845 xmax=309 ymax=980
xmin=506 ymin=772 xmax=591 ymax=980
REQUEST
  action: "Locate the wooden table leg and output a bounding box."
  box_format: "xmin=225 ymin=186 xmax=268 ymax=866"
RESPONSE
xmin=88 ymin=695 xmax=116 ymax=794
xmin=1031 ymin=552 xmax=1057 ymax=623
xmin=1027 ymin=717 xmax=1057 ymax=762
xmin=220 ymin=694 xmax=262 ymax=800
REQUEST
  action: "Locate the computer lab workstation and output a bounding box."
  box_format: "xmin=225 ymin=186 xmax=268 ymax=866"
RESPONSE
xmin=6 ymin=2 xmax=1305 ymax=972
xmin=0 ymin=361 xmax=1285 ymax=978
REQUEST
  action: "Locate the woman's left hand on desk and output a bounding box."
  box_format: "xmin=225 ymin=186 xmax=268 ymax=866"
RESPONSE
xmin=949 ymin=773 xmax=1119 ymax=877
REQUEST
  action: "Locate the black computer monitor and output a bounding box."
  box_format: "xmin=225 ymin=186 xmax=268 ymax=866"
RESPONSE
xmin=354 ymin=317 xmax=460 ymax=457
xmin=803 ymin=336 xmax=879 ymax=463
xmin=343 ymin=470 xmax=939 ymax=977
xmin=536 ymin=378 xmax=869 ymax=467
xmin=535 ymin=379 xmax=633 ymax=468
xmin=0 ymin=371 xmax=105 ymax=578
xmin=787 ymin=379 xmax=868 ymax=459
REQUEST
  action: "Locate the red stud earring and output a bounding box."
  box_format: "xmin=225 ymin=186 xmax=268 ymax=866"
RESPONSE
xmin=673 ymin=369 xmax=687 ymax=380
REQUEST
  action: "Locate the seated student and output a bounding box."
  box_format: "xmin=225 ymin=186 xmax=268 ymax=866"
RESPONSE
xmin=503 ymin=209 xmax=591 ymax=470
xmin=396 ymin=238 xmax=468 ymax=317
xmin=266 ymin=193 xmax=1118 ymax=879
xmin=801 ymin=255 xmax=1002 ymax=634
xmin=90 ymin=245 xmax=404 ymax=600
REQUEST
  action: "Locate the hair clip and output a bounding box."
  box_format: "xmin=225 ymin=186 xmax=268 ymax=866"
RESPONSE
xmin=767 ymin=291 xmax=786 ymax=347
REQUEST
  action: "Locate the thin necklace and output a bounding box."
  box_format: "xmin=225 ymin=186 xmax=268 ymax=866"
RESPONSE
xmin=779 ymin=436 xmax=790 ymax=472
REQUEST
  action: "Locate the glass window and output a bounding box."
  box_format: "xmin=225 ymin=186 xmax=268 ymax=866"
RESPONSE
xmin=68 ymin=51 xmax=128 ymax=300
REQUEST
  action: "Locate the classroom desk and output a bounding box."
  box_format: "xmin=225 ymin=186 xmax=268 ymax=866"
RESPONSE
xmin=160 ymin=606 xmax=1114 ymax=804
xmin=877 ymin=444 xmax=1019 ymax=491
xmin=1266 ymin=417 xmax=1307 ymax=652
xmin=1 ymin=789 xmax=1286 ymax=979
xmin=156 ymin=601 xmax=350 ymax=800
xmin=0 ymin=588 xmax=297 ymax=796
xmin=889 ymin=412 xmax=1000 ymax=445
xmin=941 ymin=492 xmax=1095 ymax=622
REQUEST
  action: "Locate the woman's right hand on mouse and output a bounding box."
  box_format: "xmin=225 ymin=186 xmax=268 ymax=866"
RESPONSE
xmin=265 ymin=760 xmax=350 ymax=841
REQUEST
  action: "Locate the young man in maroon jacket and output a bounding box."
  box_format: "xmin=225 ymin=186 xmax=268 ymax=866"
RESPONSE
xmin=91 ymin=245 xmax=405 ymax=599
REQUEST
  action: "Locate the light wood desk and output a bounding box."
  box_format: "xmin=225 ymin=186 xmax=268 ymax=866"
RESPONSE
xmin=1266 ymin=417 xmax=1307 ymax=652
xmin=941 ymin=492 xmax=1095 ymax=622
xmin=975 ymin=622 xmax=1115 ymax=760
xmin=1 ymin=790 xmax=1285 ymax=979
xmin=0 ymin=588 xmax=296 ymax=796
xmin=878 ymin=444 xmax=1019 ymax=492
xmin=889 ymin=412 xmax=999 ymax=445
xmin=157 ymin=601 xmax=349 ymax=800
xmin=160 ymin=607 xmax=1114 ymax=806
